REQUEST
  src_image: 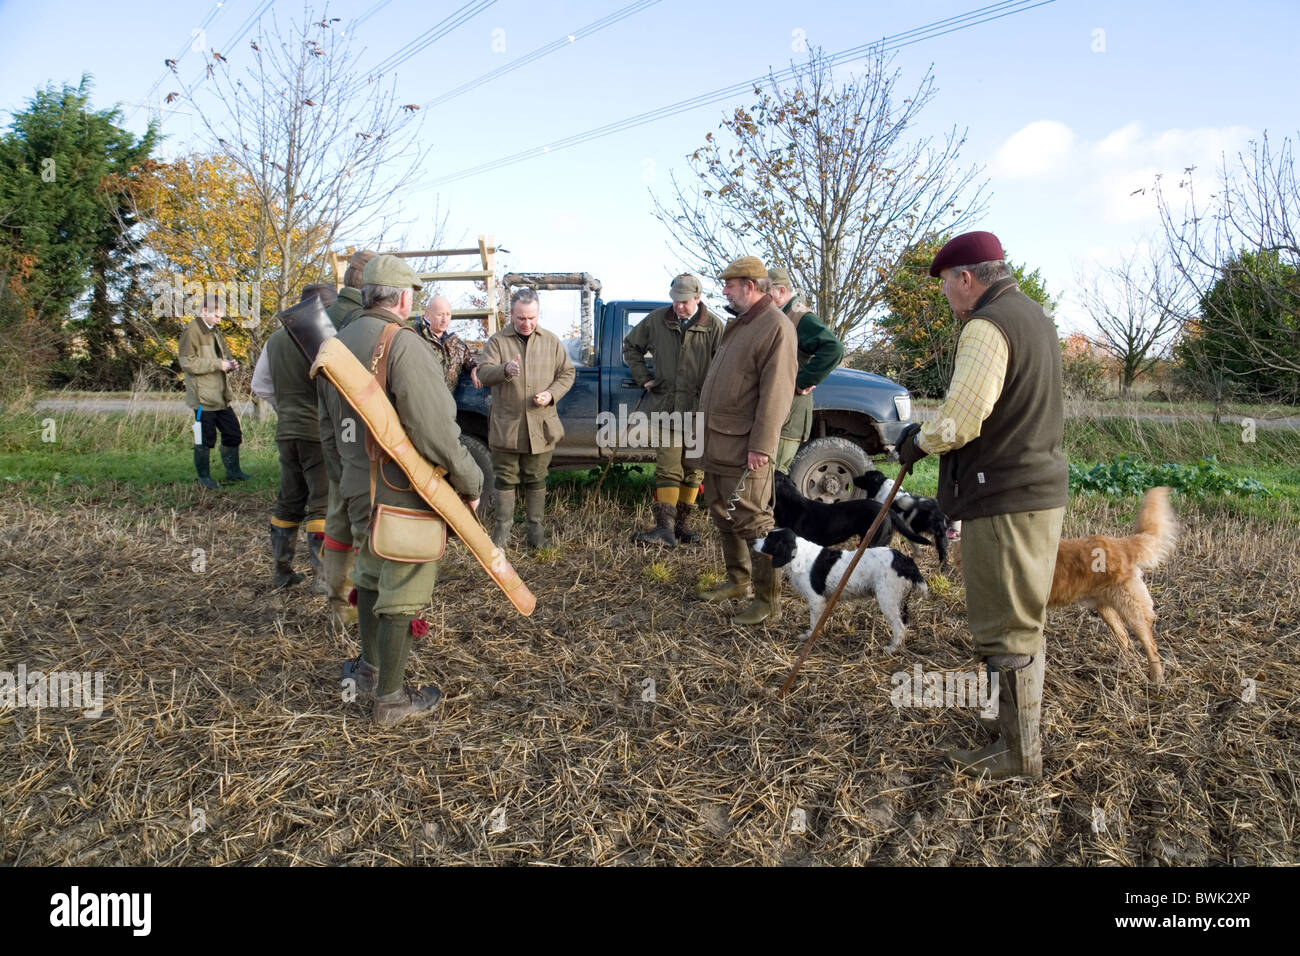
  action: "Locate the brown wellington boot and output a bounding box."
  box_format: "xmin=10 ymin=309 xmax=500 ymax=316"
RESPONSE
xmin=319 ymin=545 xmax=357 ymax=625
xmin=947 ymin=649 xmax=1044 ymax=780
xmin=674 ymin=501 xmax=700 ymax=544
xmin=492 ymin=488 xmax=516 ymax=549
xmin=732 ymin=547 xmax=781 ymax=626
xmin=633 ymin=500 xmax=677 ymax=548
xmin=700 ymin=531 xmax=751 ymax=602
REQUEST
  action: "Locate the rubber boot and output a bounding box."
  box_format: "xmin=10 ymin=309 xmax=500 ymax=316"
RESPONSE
xmin=220 ymin=444 xmax=252 ymax=481
xmin=492 ymin=488 xmax=516 ymax=549
xmin=319 ymin=546 xmax=357 ymax=625
xmin=372 ymin=615 xmax=442 ymax=727
xmin=524 ymin=485 xmax=548 ymax=550
xmin=633 ymin=500 xmax=677 ymax=548
xmin=732 ymin=547 xmax=781 ymax=626
xmin=947 ymin=649 xmax=1044 ymax=780
xmin=306 ymin=532 xmax=325 ymax=590
xmin=269 ymin=522 xmax=305 ymax=589
xmin=700 ymin=531 xmax=751 ymax=602
xmin=194 ymin=446 xmax=220 ymax=490
xmin=674 ymin=501 xmax=700 ymax=544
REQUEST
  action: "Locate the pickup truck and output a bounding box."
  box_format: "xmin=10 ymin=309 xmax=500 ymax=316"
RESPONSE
xmin=452 ymin=289 xmax=913 ymax=513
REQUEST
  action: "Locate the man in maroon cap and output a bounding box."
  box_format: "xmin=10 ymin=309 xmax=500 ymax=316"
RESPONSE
xmin=893 ymin=231 xmax=1067 ymax=780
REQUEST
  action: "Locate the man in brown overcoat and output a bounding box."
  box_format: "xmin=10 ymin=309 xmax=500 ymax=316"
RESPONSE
xmin=692 ymin=256 xmax=798 ymax=625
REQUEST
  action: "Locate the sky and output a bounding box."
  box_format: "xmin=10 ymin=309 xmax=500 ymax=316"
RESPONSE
xmin=1 ymin=0 xmax=1297 ymax=338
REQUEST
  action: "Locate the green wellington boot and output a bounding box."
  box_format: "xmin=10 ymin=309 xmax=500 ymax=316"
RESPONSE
xmin=492 ymin=488 xmax=516 ymax=549
xmin=732 ymin=547 xmax=782 ymax=626
xmin=193 ymin=447 xmax=220 ymax=490
xmin=700 ymin=531 xmax=752 ymax=602
xmin=524 ymin=485 xmax=548 ymax=550
xmin=219 ymin=444 xmax=252 ymax=481
xmin=947 ymin=650 xmax=1045 ymax=780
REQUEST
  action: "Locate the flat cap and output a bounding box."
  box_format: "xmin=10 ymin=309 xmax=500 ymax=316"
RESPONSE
xmin=929 ymin=231 xmax=1004 ymax=277
xmin=349 ymin=249 xmax=379 ymax=269
xmin=767 ymin=265 xmax=793 ymax=287
xmin=669 ymin=273 xmax=703 ymax=301
xmin=719 ymin=256 xmax=767 ymax=280
xmin=363 ymin=254 xmax=423 ymax=291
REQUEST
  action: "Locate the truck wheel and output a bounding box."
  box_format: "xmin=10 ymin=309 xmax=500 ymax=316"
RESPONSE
xmin=788 ymin=437 xmax=871 ymax=504
xmin=459 ymin=434 xmax=495 ymax=522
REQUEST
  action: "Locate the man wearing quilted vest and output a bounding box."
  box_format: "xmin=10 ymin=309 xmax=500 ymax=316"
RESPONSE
xmin=322 ymin=255 xmax=483 ymax=727
xmin=251 ymin=283 xmax=337 ymax=591
xmin=894 ymin=231 xmax=1068 ymax=780
xmin=316 ymin=249 xmax=377 ymax=625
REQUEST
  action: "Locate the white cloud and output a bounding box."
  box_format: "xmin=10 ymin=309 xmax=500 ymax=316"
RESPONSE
xmin=992 ymin=120 xmax=1076 ymax=178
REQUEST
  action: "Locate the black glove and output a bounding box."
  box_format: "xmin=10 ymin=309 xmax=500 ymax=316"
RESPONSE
xmin=895 ymin=422 xmax=928 ymax=474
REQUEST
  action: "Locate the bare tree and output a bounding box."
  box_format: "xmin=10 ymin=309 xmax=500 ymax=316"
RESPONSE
xmin=652 ymin=48 xmax=987 ymax=348
xmin=168 ymin=8 xmax=427 ymax=317
xmin=1155 ymin=132 xmax=1300 ymax=409
xmin=1074 ymin=242 xmax=1185 ymax=395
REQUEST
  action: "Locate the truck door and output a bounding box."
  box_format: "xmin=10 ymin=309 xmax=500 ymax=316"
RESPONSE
xmin=604 ymin=302 xmax=657 ymax=461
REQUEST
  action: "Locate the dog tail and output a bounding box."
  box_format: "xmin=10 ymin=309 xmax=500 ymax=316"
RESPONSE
xmin=1131 ymin=486 xmax=1176 ymax=569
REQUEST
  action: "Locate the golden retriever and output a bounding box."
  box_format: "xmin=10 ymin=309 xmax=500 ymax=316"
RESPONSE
xmin=1048 ymin=487 xmax=1176 ymax=683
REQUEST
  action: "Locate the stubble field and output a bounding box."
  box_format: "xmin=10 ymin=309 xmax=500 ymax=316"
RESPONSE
xmin=2 ymin=413 xmax=1297 ymax=865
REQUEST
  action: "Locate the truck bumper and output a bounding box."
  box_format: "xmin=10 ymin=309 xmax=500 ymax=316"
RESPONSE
xmin=876 ymin=419 xmax=912 ymax=450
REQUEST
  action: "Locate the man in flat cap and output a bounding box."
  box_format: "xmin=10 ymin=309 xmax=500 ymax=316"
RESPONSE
xmin=316 ymin=249 xmax=378 ymax=624
xmin=416 ymin=294 xmax=479 ymax=394
xmin=692 ymin=256 xmax=797 ymax=625
xmin=477 ymin=287 xmax=575 ymax=550
xmin=251 ymin=282 xmax=338 ymax=590
xmin=319 ymin=254 xmax=483 ymax=727
xmin=893 ymin=230 xmax=1067 ymax=779
xmin=766 ymin=267 xmax=845 ymax=474
xmin=623 ymin=273 xmax=724 ymax=547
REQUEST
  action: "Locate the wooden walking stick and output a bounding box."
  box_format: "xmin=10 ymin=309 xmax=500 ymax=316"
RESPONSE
xmin=778 ymin=464 xmax=911 ymax=697
xmin=588 ymin=385 xmax=647 ymax=502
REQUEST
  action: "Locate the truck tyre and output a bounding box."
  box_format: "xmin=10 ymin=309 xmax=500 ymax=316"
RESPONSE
xmin=788 ymin=436 xmax=871 ymax=504
xmin=459 ymin=434 xmax=495 ymax=522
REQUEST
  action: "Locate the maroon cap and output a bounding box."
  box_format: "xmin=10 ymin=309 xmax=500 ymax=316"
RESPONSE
xmin=929 ymin=231 xmax=1005 ymax=277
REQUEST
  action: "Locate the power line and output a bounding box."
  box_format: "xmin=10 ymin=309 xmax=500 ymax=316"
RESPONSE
xmin=338 ymin=0 xmax=499 ymax=102
xmin=125 ymin=0 xmax=228 ymax=123
xmin=427 ymin=0 xmax=1056 ymax=187
xmin=424 ymin=0 xmax=663 ymax=111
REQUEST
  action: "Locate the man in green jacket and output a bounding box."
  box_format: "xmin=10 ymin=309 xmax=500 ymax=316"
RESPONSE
xmin=477 ymin=288 xmax=576 ymax=550
xmin=623 ymin=273 xmax=723 ymax=546
xmin=252 ymin=283 xmax=336 ymax=590
xmin=320 ymin=255 xmax=483 ymax=727
xmin=894 ymin=230 xmax=1067 ymax=780
xmin=179 ymin=292 xmax=251 ymax=489
xmin=767 ymin=267 xmax=845 ymax=475
xmin=326 ymin=249 xmax=376 ymax=330
xmin=317 ymin=249 xmax=376 ymax=624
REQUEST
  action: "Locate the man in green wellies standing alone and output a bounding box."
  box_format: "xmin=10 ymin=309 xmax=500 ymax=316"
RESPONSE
xmin=321 ymin=255 xmax=483 ymax=727
xmin=179 ymin=292 xmax=252 ymax=489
